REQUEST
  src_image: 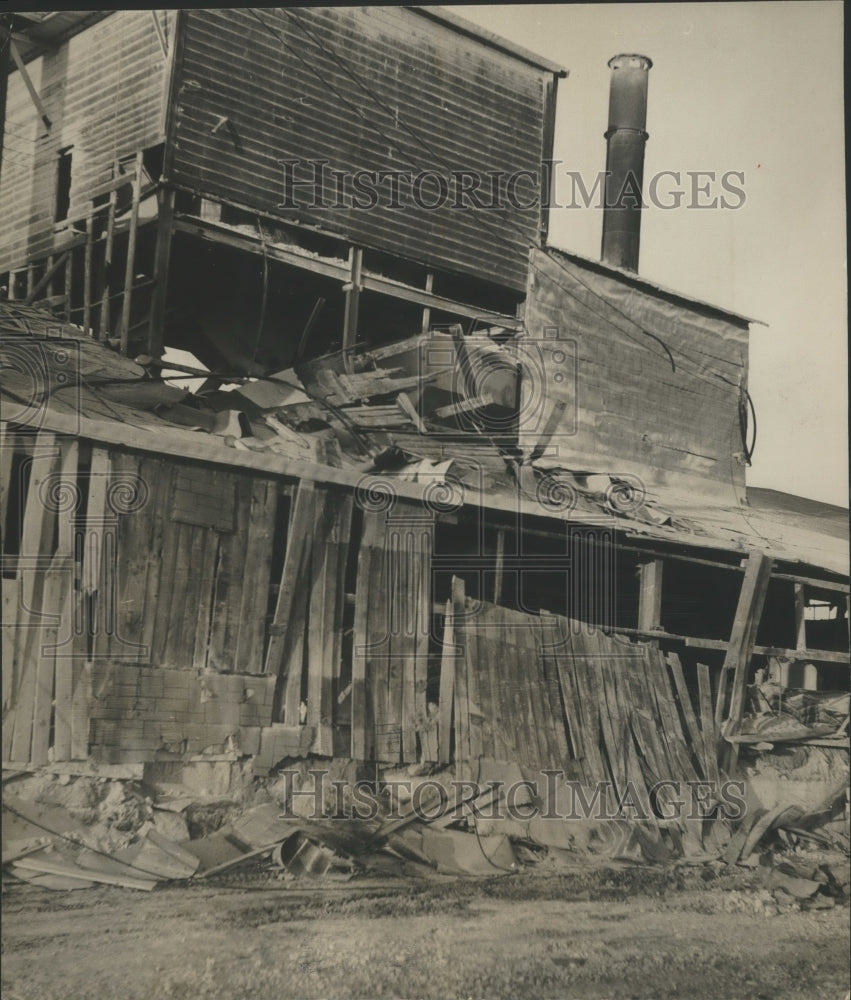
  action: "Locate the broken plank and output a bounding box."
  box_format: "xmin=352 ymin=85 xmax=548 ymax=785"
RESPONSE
xmin=192 ymin=530 xmax=219 ymax=671
xmin=351 ymin=512 xmax=382 ymax=760
xmin=216 ymin=477 xmax=252 ymax=670
xmin=414 ymin=525 xmax=435 ymax=762
xmin=667 ymin=652 xmax=706 ymax=778
xmin=437 ymin=601 xmax=455 ymax=765
xmin=234 ymin=478 xmax=277 ymax=673
xmin=10 ymin=435 xmax=61 ymax=763
xmin=697 ymin=663 xmax=721 ymax=788
xmin=139 ymin=458 xmax=170 ymax=665
xmin=264 ymin=481 xmax=314 ymax=675
xmin=720 ymin=551 xmax=774 ymax=771
xmin=111 ymin=452 xmax=153 ymax=657
xmin=31 ymin=558 xmax=71 ymax=766
xmin=308 ymin=489 xmax=353 ymax=755
xmin=433 ymin=393 xmax=495 ymax=419
xmin=451 ymin=577 xmax=471 ymax=764
xmin=281 ymin=484 xmax=322 ymax=726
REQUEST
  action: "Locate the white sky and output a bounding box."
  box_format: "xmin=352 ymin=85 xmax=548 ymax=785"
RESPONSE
xmin=449 ymin=2 xmax=847 ymax=507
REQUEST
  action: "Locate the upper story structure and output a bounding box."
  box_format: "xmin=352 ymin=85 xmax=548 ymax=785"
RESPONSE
xmin=1 ymin=8 xmax=753 ymax=501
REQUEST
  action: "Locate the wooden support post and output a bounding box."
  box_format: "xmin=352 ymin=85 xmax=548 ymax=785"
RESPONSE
xmin=24 ymin=251 xmax=69 ymax=306
xmin=437 ymin=600 xmax=455 ymax=765
xmin=147 ymin=186 xmax=175 ymax=358
xmin=794 ymin=583 xmax=807 ymax=651
xmin=99 ymin=185 xmax=118 ymax=341
xmin=341 ymin=247 xmax=363 ymax=375
xmin=150 ymin=9 xmax=169 ymax=56
xmin=83 ymin=217 xmax=93 ymax=335
xmin=118 ymin=151 xmax=144 ymax=355
xmin=638 ymin=558 xmax=664 ymax=638
xmin=718 ymin=551 xmax=773 ymax=772
xmin=64 ymin=247 xmax=73 ymax=322
xmin=9 ymin=40 xmax=52 ymax=130
xmin=493 ymin=528 xmax=505 ymax=606
xmin=421 ymin=272 xmax=434 ymax=335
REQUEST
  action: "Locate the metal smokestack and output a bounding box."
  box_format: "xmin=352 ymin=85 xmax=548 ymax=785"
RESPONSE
xmin=601 ymin=54 xmax=652 ymax=272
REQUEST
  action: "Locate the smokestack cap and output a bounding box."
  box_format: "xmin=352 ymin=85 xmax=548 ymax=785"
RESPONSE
xmin=608 ymin=54 xmax=653 ymax=71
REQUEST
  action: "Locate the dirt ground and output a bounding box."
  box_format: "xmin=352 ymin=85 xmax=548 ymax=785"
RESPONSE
xmin=3 ymin=862 xmax=849 ymax=1000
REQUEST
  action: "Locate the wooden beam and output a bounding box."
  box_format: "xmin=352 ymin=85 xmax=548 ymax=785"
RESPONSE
xmin=770 ymin=571 xmax=848 ymax=593
xmin=63 ymin=245 xmax=73 ymax=322
xmin=341 ymin=247 xmax=363 ymax=375
xmin=118 ymin=152 xmax=144 ymax=355
xmin=752 ymin=644 xmax=848 ymax=664
xmin=794 ymin=583 xmax=807 ymax=651
xmin=437 ymin=601 xmax=455 ymax=765
xmin=9 ymin=40 xmax=51 ymax=129
xmin=147 ymin=186 xmax=175 ymax=358
xmin=493 ymin=528 xmax=505 ymax=605
xmin=98 ymin=182 xmax=118 ymax=342
xmin=150 ymin=10 xmax=169 ymax=56
xmin=82 ymin=216 xmax=93 ymax=334
xmin=637 ymin=558 xmax=664 ymax=635
xmin=718 ymin=551 xmax=773 ymax=771
xmin=23 ymin=251 xmax=69 ymax=305
xmin=421 ymin=272 xmax=434 ymax=335
xmin=171 ymin=215 xmax=521 ymax=329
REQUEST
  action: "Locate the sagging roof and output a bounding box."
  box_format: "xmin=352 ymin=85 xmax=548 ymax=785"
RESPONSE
xmin=1 ymin=302 xmax=846 ymax=578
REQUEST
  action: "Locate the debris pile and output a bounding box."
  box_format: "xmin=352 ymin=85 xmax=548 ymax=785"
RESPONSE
xmin=4 ymin=757 xmax=848 ymax=897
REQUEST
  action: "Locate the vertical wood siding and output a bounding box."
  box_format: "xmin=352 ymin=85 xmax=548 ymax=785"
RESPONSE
xmin=171 ymin=7 xmax=551 ymax=291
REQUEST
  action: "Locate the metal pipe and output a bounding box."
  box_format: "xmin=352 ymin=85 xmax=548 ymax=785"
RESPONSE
xmin=601 ymin=54 xmax=652 ymax=272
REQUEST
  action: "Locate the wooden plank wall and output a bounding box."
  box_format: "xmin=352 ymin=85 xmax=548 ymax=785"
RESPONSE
xmin=436 ymin=587 xmax=729 ymax=853
xmin=173 ymin=7 xmax=549 ymax=291
xmin=1 ymin=433 xmax=284 ymax=766
xmin=263 ymin=490 xmax=435 ymax=767
xmin=0 ymin=11 xmax=174 ymax=274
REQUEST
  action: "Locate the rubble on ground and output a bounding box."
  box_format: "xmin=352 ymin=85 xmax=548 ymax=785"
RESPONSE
xmin=3 ymin=755 xmax=848 ymax=903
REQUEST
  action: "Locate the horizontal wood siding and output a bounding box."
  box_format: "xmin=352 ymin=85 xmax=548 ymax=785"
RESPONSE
xmin=519 ymin=248 xmax=750 ymax=495
xmin=0 ymin=11 xmax=174 ymax=273
xmin=171 ymin=7 xmax=549 ymax=290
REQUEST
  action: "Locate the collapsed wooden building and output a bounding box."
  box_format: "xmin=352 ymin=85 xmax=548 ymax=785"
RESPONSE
xmin=1 ymin=10 xmax=848 ymax=845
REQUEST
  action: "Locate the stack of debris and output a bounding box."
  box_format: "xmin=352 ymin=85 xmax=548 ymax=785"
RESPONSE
xmin=3 ymin=757 xmax=849 ymax=893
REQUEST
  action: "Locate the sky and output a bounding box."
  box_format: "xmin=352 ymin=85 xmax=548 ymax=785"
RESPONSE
xmin=448 ymin=2 xmax=847 ymax=508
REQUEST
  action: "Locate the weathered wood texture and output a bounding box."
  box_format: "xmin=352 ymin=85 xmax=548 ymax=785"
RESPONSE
xmin=520 ymin=247 xmax=751 ymax=495
xmin=172 ymin=7 xmax=551 ymax=290
xmin=88 ymin=663 xmax=276 ymax=764
xmin=0 ymin=11 xmax=175 ymax=273
xmin=2 ymin=434 xmax=282 ymax=765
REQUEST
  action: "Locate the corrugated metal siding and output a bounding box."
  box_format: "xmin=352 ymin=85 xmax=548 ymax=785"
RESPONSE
xmin=171 ymin=7 xmax=550 ymax=291
xmin=0 ymin=11 xmax=174 ymax=274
